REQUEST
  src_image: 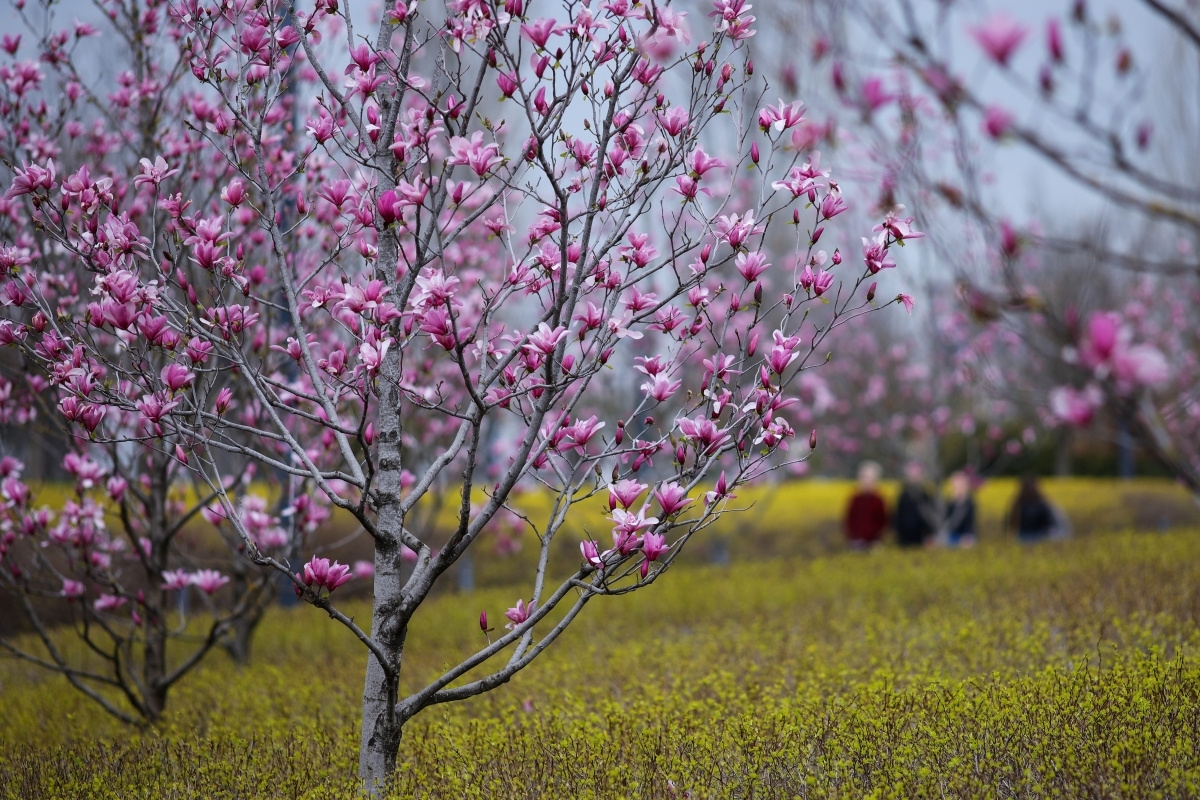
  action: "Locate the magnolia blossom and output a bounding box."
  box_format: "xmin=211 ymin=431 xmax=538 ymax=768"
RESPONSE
xmin=94 ymin=594 xmax=127 ymax=612
xmin=161 ymin=569 xmax=192 ymax=591
xmin=580 ymin=539 xmax=604 ymax=569
xmin=642 ymin=532 xmax=669 ymax=561
xmin=191 ymin=570 xmax=230 ymax=596
xmin=1050 ymin=385 xmax=1102 ymax=427
xmin=504 ymin=599 xmax=533 ymax=630
xmin=653 ymin=482 xmax=693 ymax=516
xmin=302 ymin=556 xmax=353 ymax=592
xmin=609 ymin=479 xmax=647 ymax=510
xmin=970 ymin=13 xmax=1028 ymax=66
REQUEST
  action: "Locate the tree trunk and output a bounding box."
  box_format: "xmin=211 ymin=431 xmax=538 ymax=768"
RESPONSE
xmin=142 ymin=620 xmax=169 ymax=722
xmin=358 ymin=588 xmax=405 ymax=791
xmin=359 ymin=352 xmax=410 ymax=792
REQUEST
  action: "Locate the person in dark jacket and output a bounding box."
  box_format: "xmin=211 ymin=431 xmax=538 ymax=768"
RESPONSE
xmin=1008 ymin=476 xmax=1054 ymax=542
xmin=844 ymin=461 xmax=888 ymax=550
xmin=943 ymin=471 xmax=977 ymax=547
xmin=894 ymin=461 xmax=935 ymax=548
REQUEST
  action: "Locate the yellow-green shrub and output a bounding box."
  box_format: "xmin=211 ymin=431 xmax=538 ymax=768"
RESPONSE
xmin=3 ymin=530 xmax=1200 ymax=798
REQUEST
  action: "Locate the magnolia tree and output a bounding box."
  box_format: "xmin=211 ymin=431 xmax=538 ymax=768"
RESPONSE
xmin=784 ymin=0 xmax=1200 ymax=490
xmin=0 ymin=0 xmax=921 ymax=787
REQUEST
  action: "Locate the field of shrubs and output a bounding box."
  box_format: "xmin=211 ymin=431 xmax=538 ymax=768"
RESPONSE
xmin=3 ymin=480 xmax=1200 ymax=798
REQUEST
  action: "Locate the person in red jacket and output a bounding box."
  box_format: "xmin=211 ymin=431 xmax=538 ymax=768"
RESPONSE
xmin=844 ymin=461 xmax=888 ymax=550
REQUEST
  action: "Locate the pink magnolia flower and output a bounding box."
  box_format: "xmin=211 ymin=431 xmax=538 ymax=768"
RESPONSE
xmin=214 ymin=388 xmax=234 ymax=415
xmin=1079 ymin=312 xmax=1121 ymax=369
xmin=641 ymin=531 xmax=669 ymax=561
xmin=982 ymin=105 xmax=1013 ymax=138
xmin=758 ymin=99 xmax=805 ymax=133
xmin=653 ymin=482 xmax=693 ymax=516
xmin=580 ymin=539 xmax=604 ymax=569
xmin=1112 ymin=345 xmax=1169 ymax=388
xmin=897 ymin=294 xmax=915 ymax=314
xmin=106 ymin=476 xmax=128 ymax=501
xmin=860 ymin=76 xmax=893 ymax=112
xmin=1049 ymin=385 xmax=1102 ymax=427
xmin=812 ymin=270 xmax=834 ymax=297
xmin=191 ymin=569 xmax=229 ymax=595
xmin=221 ymin=178 xmax=247 ymax=206
xmin=5 ymin=160 xmax=55 ymax=199
xmin=524 ymin=323 xmax=568 ymax=356
xmin=688 ymin=146 xmax=727 ymax=178
xmin=970 ymin=13 xmax=1028 ymax=67
xmin=677 ymin=417 xmax=733 ymax=455
xmin=61 ymin=578 xmax=85 ymax=599
xmin=303 ymin=556 xmax=353 ymax=592
xmin=161 ymin=569 xmax=192 ymax=591
xmin=504 ymin=598 xmax=533 ymax=630
xmin=704 ymin=471 xmax=737 ymax=505
xmin=735 ymin=251 xmax=770 ymax=282
xmin=714 ymin=212 xmax=763 ymax=249
xmin=767 ymin=342 xmax=799 ymax=375
xmin=642 ymin=373 xmax=682 ymax=402
xmin=93 ymin=594 xmax=127 ymax=612
xmin=63 ymin=453 xmax=106 ymax=490
xmin=358 ymin=339 xmax=391 ymax=376
xmin=609 ymin=479 xmax=648 ymax=510
xmin=520 ymin=18 xmax=559 ymax=49
xmin=1047 ymin=18 xmax=1064 ymax=63
xmin=133 ymin=156 xmax=180 ymax=188
xmin=657 ymin=106 xmax=690 ymax=136
xmin=862 ymin=234 xmax=896 ymax=274
xmin=496 ymin=71 xmax=520 ymax=98
xmin=447 ymin=132 xmax=504 ymax=177
xmin=876 ymin=206 xmax=924 ymax=242
xmin=160 ymin=363 xmax=195 ymax=393
xmin=353 ymin=560 xmax=375 ymax=579
xmin=567 ymin=416 xmax=606 ymax=449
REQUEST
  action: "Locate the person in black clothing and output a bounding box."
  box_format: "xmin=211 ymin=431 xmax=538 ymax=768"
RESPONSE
xmin=894 ymin=461 xmax=935 ymax=548
xmin=943 ymin=471 xmax=977 ymax=547
xmin=1008 ymin=476 xmax=1054 ymax=542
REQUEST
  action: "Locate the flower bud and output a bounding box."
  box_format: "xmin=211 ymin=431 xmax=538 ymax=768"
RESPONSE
xmin=479 ymin=611 xmax=489 ymax=632
xmin=831 ymin=249 xmax=842 ymax=265
xmin=811 ymin=226 xmax=823 ymax=244
xmin=809 ymin=429 xmax=818 ymax=449
xmin=750 ymin=141 xmax=760 ymax=164
xmin=866 ymin=282 xmax=877 ymax=302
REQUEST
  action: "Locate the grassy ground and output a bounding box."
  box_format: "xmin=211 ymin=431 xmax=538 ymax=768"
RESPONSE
xmin=2 ymin=525 xmax=1199 ymax=798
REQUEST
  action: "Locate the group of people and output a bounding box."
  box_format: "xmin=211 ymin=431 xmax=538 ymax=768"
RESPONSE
xmin=843 ymin=461 xmax=1067 ymax=550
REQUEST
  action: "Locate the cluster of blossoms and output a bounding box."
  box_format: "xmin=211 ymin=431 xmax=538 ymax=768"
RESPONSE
xmin=297 ymin=556 xmax=353 ymax=595
xmin=1052 ymin=309 xmax=1170 ymax=427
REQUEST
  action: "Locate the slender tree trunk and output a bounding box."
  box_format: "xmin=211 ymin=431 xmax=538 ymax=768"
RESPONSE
xmin=359 ymin=353 xmax=409 ymax=791
xmin=143 ymin=628 xmax=169 ymax=721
